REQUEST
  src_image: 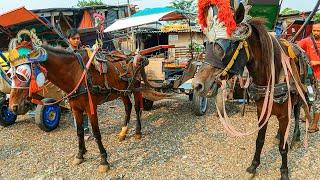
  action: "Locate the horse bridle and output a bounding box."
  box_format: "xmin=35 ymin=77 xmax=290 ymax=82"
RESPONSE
xmin=202 ymin=23 xmax=252 ymax=81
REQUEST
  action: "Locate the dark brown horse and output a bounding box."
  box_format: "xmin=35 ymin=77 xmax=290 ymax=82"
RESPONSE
xmin=8 ymin=45 xmax=148 ymax=172
xmin=192 ymin=3 xmax=310 ymax=180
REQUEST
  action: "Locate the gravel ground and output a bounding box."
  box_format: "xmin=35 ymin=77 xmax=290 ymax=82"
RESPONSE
xmin=0 ymin=95 xmax=320 ymax=180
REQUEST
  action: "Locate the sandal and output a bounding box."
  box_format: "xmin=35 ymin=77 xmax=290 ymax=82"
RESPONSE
xmin=307 ymin=127 xmax=319 ymax=133
xmin=299 ymin=118 xmax=307 ymax=123
xmin=84 ymin=133 xmax=95 ymax=141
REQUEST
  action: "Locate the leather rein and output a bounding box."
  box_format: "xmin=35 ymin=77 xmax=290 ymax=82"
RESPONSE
xmin=211 ymin=34 xmax=311 ymax=148
xmin=30 ymin=47 xmax=148 ymax=114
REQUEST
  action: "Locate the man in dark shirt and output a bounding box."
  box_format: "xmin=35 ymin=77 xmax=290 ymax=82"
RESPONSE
xmin=66 ymin=28 xmax=93 ymax=140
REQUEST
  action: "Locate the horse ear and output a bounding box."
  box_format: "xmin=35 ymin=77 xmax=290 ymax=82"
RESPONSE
xmin=234 ymin=3 xmax=245 ymax=24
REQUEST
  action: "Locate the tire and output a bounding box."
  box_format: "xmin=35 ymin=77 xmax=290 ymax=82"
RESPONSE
xmin=143 ymin=98 xmax=154 ymax=111
xmin=192 ymin=92 xmax=208 ymax=116
xmin=35 ymin=98 xmax=61 ymax=132
xmin=0 ymin=100 xmax=17 ymax=127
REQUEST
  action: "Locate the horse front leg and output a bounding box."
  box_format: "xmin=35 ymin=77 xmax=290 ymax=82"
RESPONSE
xmin=277 ymin=114 xmax=290 ymax=180
xmin=246 ymin=118 xmax=269 ymax=179
xmin=291 ymin=99 xmax=302 ymax=149
xmin=118 ymin=95 xmax=132 ymax=141
xmin=133 ymin=91 xmax=142 ymax=140
xmin=72 ymin=109 xmax=87 ymax=165
xmin=88 ymin=111 xmax=110 ymax=173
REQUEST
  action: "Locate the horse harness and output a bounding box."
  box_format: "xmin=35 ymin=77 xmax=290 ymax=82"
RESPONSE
xmin=247 ymin=39 xmax=310 ymax=104
xmin=69 ymin=49 xmax=147 ymax=100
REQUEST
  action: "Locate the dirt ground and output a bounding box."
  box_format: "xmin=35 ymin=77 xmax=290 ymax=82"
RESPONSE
xmin=0 ymin=95 xmax=319 ymax=179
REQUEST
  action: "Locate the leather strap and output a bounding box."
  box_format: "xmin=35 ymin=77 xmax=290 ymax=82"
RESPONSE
xmin=310 ymin=34 xmax=320 ymax=58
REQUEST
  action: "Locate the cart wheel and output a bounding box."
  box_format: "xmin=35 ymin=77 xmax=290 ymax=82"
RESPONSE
xmin=215 ymin=88 xmax=224 ymax=117
xmin=143 ymin=98 xmax=154 ymax=111
xmin=0 ymin=101 xmax=17 ymax=127
xmin=192 ymin=93 xmax=208 ymax=116
xmin=35 ymin=98 xmax=61 ymax=132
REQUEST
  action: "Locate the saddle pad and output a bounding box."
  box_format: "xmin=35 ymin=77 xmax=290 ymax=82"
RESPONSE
xmin=85 ymin=48 xmax=108 ymax=74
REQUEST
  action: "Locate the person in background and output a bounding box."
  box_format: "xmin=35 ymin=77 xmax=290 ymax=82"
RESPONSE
xmin=298 ymin=21 xmax=320 ymax=133
xmin=66 ymin=28 xmax=94 ymax=140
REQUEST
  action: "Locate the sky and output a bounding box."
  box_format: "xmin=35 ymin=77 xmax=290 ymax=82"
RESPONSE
xmin=0 ymin=0 xmax=318 ymax=14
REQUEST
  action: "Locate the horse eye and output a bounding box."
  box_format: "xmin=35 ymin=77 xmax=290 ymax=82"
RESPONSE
xmin=16 ymin=74 xmax=28 ymax=82
xmin=213 ymin=43 xmax=224 ymax=58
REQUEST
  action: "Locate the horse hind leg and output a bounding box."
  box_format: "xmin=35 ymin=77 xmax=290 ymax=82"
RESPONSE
xmin=118 ymin=96 xmax=132 ymax=142
xmin=133 ymin=91 xmax=142 ymax=140
xmin=291 ymin=100 xmax=302 ymax=149
xmin=88 ymin=112 xmax=110 ymax=173
xmin=245 ymin=119 xmax=269 ymax=179
xmin=277 ymin=115 xmax=290 ymax=180
xmin=72 ymin=110 xmax=87 ymax=165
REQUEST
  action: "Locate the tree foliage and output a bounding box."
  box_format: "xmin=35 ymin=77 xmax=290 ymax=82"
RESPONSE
xmin=76 ymin=0 xmax=104 ymax=7
xmin=280 ymin=7 xmax=300 ymax=15
xmin=167 ymin=0 xmax=197 ymax=13
xmin=315 ymin=12 xmax=320 ymax=21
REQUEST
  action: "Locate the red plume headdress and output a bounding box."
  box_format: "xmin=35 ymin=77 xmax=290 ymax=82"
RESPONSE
xmin=198 ymin=0 xmax=236 ymax=36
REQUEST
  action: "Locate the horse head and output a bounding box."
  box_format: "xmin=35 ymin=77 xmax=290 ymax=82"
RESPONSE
xmin=7 ymin=64 xmax=33 ymax=114
xmin=7 ymin=30 xmax=47 ymax=114
xmin=192 ymin=1 xmax=250 ymax=96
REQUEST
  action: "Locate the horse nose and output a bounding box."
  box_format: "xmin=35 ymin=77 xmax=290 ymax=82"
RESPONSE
xmin=192 ymin=81 xmax=204 ymax=94
xmin=12 ymin=104 xmax=18 ymax=113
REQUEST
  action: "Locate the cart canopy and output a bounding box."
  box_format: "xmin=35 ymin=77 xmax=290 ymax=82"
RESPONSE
xmin=0 ymin=7 xmax=68 ymax=50
xmin=104 ymin=7 xmax=196 ymax=32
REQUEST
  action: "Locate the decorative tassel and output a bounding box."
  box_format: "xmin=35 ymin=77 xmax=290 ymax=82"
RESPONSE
xmin=198 ymin=0 xmax=236 ymax=36
xmin=29 ymin=65 xmax=40 ymax=97
xmin=31 ymin=99 xmax=44 ymax=105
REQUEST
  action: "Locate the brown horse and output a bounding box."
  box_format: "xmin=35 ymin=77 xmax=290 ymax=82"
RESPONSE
xmin=8 ymin=45 xmax=148 ymax=172
xmin=192 ymin=3 xmax=310 ymax=180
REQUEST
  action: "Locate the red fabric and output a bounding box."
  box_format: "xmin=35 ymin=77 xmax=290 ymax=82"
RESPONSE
xmin=0 ymin=7 xmax=39 ymax=27
xmin=79 ymin=10 xmax=93 ymax=29
xmin=197 ymin=0 xmax=236 ymax=36
xmin=298 ymin=37 xmax=320 ymax=78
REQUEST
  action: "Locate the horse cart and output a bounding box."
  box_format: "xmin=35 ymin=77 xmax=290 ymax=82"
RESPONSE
xmin=105 ymin=7 xmax=209 ymax=116
xmin=0 ymin=7 xmax=70 ymax=131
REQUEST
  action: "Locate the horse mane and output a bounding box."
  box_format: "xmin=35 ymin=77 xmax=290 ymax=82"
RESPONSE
xmin=249 ymin=17 xmax=273 ymax=64
xmin=248 ymin=17 xmax=274 ymax=75
xmin=42 ymin=43 xmax=73 ymax=56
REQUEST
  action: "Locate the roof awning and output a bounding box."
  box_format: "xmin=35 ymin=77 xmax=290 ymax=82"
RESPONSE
xmin=0 ymin=7 xmax=40 ymax=27
xmin=104 ymin=7 xmax=196 ymax=32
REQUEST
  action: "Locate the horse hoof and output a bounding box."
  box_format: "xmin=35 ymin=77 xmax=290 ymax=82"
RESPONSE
xmin=280 ymin=173 xmax=290 ymax=180
xmin=246 ymin=165 xmax=257 ymax=176
xmin=98 ymin=164 xmax=110 ymax=173
xmin=72 ymin=158 xmax=84 ymax=165
xmin=243 ymin=171 xmax=255 ymax=180
xmin=118 ymin=135 xmax=126 ymax=142
xmin=280 ymin=169 xmax=289 ymax=180
xmin=273 ymin=138 xmax=280 ymax=145
xmin=290 ymin=141 xmax=302 ymax=149
xmin=135 ymin=134 xmax=142 ymax=140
